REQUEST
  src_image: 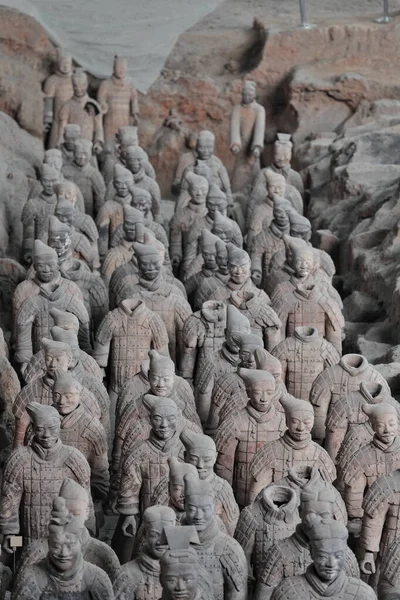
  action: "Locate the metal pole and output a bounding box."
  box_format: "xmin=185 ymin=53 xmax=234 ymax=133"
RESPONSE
xmin=375 ymin=0 xmax=392 ymax=23
xmin=298 ymin=0 xmax=316 ymax=29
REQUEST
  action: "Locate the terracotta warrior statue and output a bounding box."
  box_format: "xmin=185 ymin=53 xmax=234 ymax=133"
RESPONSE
xmin=113 ymin=506 xmax=176 ymax=600
xmin=185 ymin=229 xmax=219 ymax=305
xmin=230 ymin=80 xmax=265 ymax=193
xmin=340 ymin=403 xmax=400 ymax=525
xmin=377 ymin=538 xmax=400 ymax=600
xmin=215 ymin=368 xmax=286 ymax=507
xmin=130 ymin=186 xmax=170 ymax=250
xmin=18 ymin=478 xmax=120 ymax=582
xmin=194 ymin=304 xmax=250 ymax=425
xmin=93 ymin=297 xmax=169 ymax=419
xmin=57 ymin=68 xmax=104 ymax=151
xmin=235 ymin=485 xmax=300 ymax=582
xmin=272 ymin=325 xmax=340 ymax=402
xmin=212 ymin=208 xmax=243 ymax=247
xmin=271 ymin=237 xmax=344 ymax=354
xmin=0 ymin=403 xmax=91 ymax=547
xmin=255 ymin=482 xmax=359 ymax=600
xmin=269 ymin=517 xmax=375 ymax=600
xmin=21 ymin=164 xmax=60 ymax=264
xmin=181 ymin=474 xmax=247 ymax=600
xmin=60 ymin=123 xmax=81 ymax=166
xmin=43 ymin=49 xmax=74 ymax=149
xmin=270 ymin=133 xmax=304 ymax=196
xmin=23 ymin=307 xmax=102 ymax=383
xmin=249 ymin=396 xmax=336 ymax=503
xmin=62 ymin=139 xmax=106 ymax=217
xmin=310 ymin=353 xmax=391 ymax=445
xmin=12 ymin=497 xmax=113 ymax=599
xmin=97 ymin=55 xmax=139 ymax=150
xmin=13 ymin=240 xmax=91 ymax=370
xmin=102 ymin=126 xmax=155 ymax=185
xmin=250 ymin=166 xmax=303 ymax=225
xmin=151 ymin=457 xmax=199 ymax=523
xmin=173 ymin=130 xmax=232 ymax=205
xmin=96 ymin=164 xmax=134 ymax=259
xmin=180 ymin=300 xmax=226 ymax=383
xmin=246 ymin=170 xmax=287 ymax=250
xmin=195 ymin=239 xmax=230 ymax=307
xmin=180 ymin=429 xmax=240 ymax=536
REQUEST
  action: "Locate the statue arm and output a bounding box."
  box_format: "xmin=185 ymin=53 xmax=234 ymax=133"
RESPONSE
xmin=90 ymin=449 xmax=110 ymax=502
xmin=309 ymin=374 xmax=332 ymax=444
xmin=130 ymin=86 xmax=139 ymax=121
xmin=116 ymin=456 xmax=142 ymax=516
xmin=360 ymin=508 xmax=387 ymax=554
xmin=0 ymin=452 xmax=24 ymax=536
xmin=325 ymin=315 xmax=342 ymax=355
xmin=97 ymin=80 xmax=109 ymax=114
xmin=56 ymin=102 xmax=70 ymax=146
xmin=91 ymin=171 xmax=106 ymax=217
xmin=215 ymin=425 xmax=238 ymax=485
xmin=93 ymin=313 xmax=115 ymax=368
xmin=149 ymin=180 xmax=161 ymax=219
xmin=11 ymin=565 xmax=43 ymax=600
xmin=230 ymin=104 xmax=242 ymax=150
xmin=93 ymin=112 xmax=104 ymax=146
xmin=252 ymin=105 xmax=266 ymax=152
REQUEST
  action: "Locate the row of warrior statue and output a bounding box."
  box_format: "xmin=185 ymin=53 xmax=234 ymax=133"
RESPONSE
xmin=0 ymin=50 xmax=396 ymax=599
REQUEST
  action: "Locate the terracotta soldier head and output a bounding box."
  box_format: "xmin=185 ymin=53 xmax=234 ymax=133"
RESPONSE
xmin=160 ymin=526 xmax=201 ymax=600
xmin=363 ymin=403 xmax=398 ymax=447
xmin=254 ymin=346 xmax=284 ymax=384
xmin=118 ymin=127 xmax=139 ymax=161
xmin=195 ymin=130 xmax=215 ymax=161
xmin=186 ymin=173 xmax=209 ymax=206
xmin=47 ymin=497 xmax=84 ymax=574
xmin=113 ymin=55 xmax=127 ymax=80
xmin=239 ymin=368 xmax=277 ymax=412
xmin=73 ymin=139 xmax=92 ymax=168
xmin=206 ymin=185 xmax=228 ymax=219
xmin=284 ymin=236 xmax=316 ymax=281
xmin=142 ymin=506 xmax=176 ymax=560
xmin=54 ymin=198 xmax=76 ymax=229
xmin=124 ymin=145 xmax=145 ymax=175
xmin=56 ymin=49 xmax=72 ymax=76
xmin=33 ymin=240 xmax=60 ymax=284
xmin=133 ymin=242 xmax=162 ymax=281
xmin=53 ymin=373 xmax=82 ymax=416
xmin=215 ymin=240 xmax=229 ymax=275
xmin=168 ymin=457 xmax=198 ymax=512
xmin=51 ymin=325 xmax=80 ymax=367
xmin=54 ymin=180 xmax=78 ymax=206
xmin=64 ymin=124 xmax=81 ymax=151
xmin=72 ymin=68 xmax=88 ymax=99
xmin=123 ymin=205 xmax=144 ymax=242
xmin=272 ymin=194 xmax=291 ymax=229
xmin=242 ymin=80 xmax=257 ymax=105
xmin=113 ymin=164 xmax=134 ymax=199
xmin=41 ymin=164 xmax=60 ymax=197
xmin=226 ymin=245 xmax=252 ymax=286
xmin=26 ymin=402 xmax=62 ymax=450
xmin=281 ymin=396 xmax=314 ymax=443
xmin=306 ymin=517 xmax=348 ymax=583
xmin=200 ymin=230 xmax=219 ymax=271
xmin=131 ymin=187 xmax=152 ymax=218
xmin=48 ymin=216 xmax=72 ymax=262
xmin=184 ymin=475 xmax=215 ymax=532
xmin=273 ymin=134 xmax=293 ymax=171
xmin=50 ymin=308 xmax=79 ymax=332
xmin=234 ymin=333 xmax=263 ymax=369
xmin=212 ymin=212 xmax=238 ymax=245
xmin=59 ymin=478 xmax=90 ymax=523
xmin=265 ymin=169 xmax=286 ymax=199
xmin=299 ymin=484 xmax=338 ymax=523
xmin=42 ymin=338 xmax=72 ymax=378
xmin=225 ymin=304 xmax=251 ymax=354
xmin=44 ymin=149 xmax=63 ymax=174
xmin=181 ymin=430 xmax=217 ymax=481
xmin=143 ymin=395 xmax=180 ymax=442
xmin=289 ymin=212 xmax=312 ymax=242
xmin=148 ymin=350 xmax=176 ymax=397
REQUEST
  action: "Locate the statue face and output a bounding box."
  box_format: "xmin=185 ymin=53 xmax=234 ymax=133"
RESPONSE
xmin=239 ymin=346 xmax=258 ymax=369
xmin=216 ymin=250 xmax=228 ymax=273
xmin=196 ymin=139 xmax=214 ymax=161
xmin=114 ymin=175 xmax=132 ymax=198
xmin=74 ymin=147 xmax=90 ymax=167
xmin=229 ymin=258 xmax=251 ymax=285
xmin=310 ymin=539 xmax=346 ymax=583
xmin=372 ymin=413 xmax=398 ymax=445
xmin=34 ymin=257 xmax=59 ymax=283
xmin=226 ymin=325 xmax=249 ymax=354
xmin=146 ymin=522 xmax=168 ymax=559
xmin=169 ymin=482 xmax=185 ymax=511
xmin=64 ymin=131 xmax=80 ymax=151
xmin=150 ymin=409 xmax=178 ymax=441
xmin=42 ymin=175 xmax=59 ymax=196
xmin=185 ymin=449 xmax=216 ymax=480
xmin=55 ymin=205 xmax=75 ymax=226
xmin=248 ymin=381 xmax=276 ymax=412
xmin=49 ymin=531 xmax=81 ymax=573
xmin=65 ymin=498 xmax=89 ymax=521
xmin=267 ymin=181 xmax=285 ymax=198
xmin=132 ymin=195 xmax=151 ymax=216
xmin=274 ymin=145 xmax=292 ymax=168
xmin=149 ymin=367 xmax=175 ymax=396
xmin=45 ymin=156 xmax=63 ymax=173
xmin=273 ymin=204 xmax=289 ymax=228
xmin=206 ymin=197 xmax=226 ymax=219
xmin=292 ymin=253 xmax=314 ymax=279
xmin=113 ymin=57 xmax=127 ymax=79
xmin=291 ymin=227 xmax=311 ymax=242
xmin=58 ymin=56 xmax=72 ymax=75
xmin=185 ymin=494 xmax=214 ymax=531
xmin=48 ymin=232 xmax=71 ymax=261
xmin=125 ymin=154 xmax=142 ymax=174
xmin=123 ymin=218 xmax=138 ymax=242
xmin=286 ymin=409 xmax=314 ymax=442
xmin=45 ymin=350 xmax=70 ymax=377
xmin=58 ymin=186 xmax=77 ymax=204
xmin=138 ymin=255 xmax=162 ymax=281
xmin=201 ymin=248 xmax=217 ymax=270
xmin=53 ymin=386 xmax=80 ymax=416
xmin=242 ymin=86 xmax=256 ymax=105
xmin=299 ymin=499 xmax=333 ymax=522
xmin=33 ymin=418 xmax=60 ymax=449
xmin=161 ymin=563 xmax=198 ymax=600
xmin=72 ymin=75 xmax=87 ymax=98
xmin=212 ymin=225 xmax=230 ymax=242
xmin=189 ymin=184 xmax=208 ymax=205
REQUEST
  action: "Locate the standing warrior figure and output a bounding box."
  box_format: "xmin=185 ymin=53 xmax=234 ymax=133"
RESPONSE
xmin=43 ymin=49 xmax=74 ymax=149
xmin=59 ymin=123 xmax=81 ymax=166
xmin=230 ymin=80 xmax=265 ymax=193
xmin=97 ymin=55 xmax=139 ymax=150
xmin=270 ymin=133 xmax=304 ymax=197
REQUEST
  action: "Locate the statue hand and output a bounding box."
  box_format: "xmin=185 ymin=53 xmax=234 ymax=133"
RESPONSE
xmin=20 ymin=363 xmax=28 ymax=378
xmin=251 ymin=270 xmax=262 ymax=287
xmin=23 ymin=250 xmax=32 ymax=267
xmin=171 ymin=255 xmax=181 ymax=269
xmin=231 ymin=144 xmax=241 ymax=155
xmin=253 ymin=146 xmax=261 ymax=158
xmin=93 ymin=141 xmax=104 ymax=155
xmin=122 ymin=515 xmax=137 ymax=538
xmin=360 ymin=551 xmax=376 ymax=575
xmin=2 ymin=536 xmax=15 ymax=555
